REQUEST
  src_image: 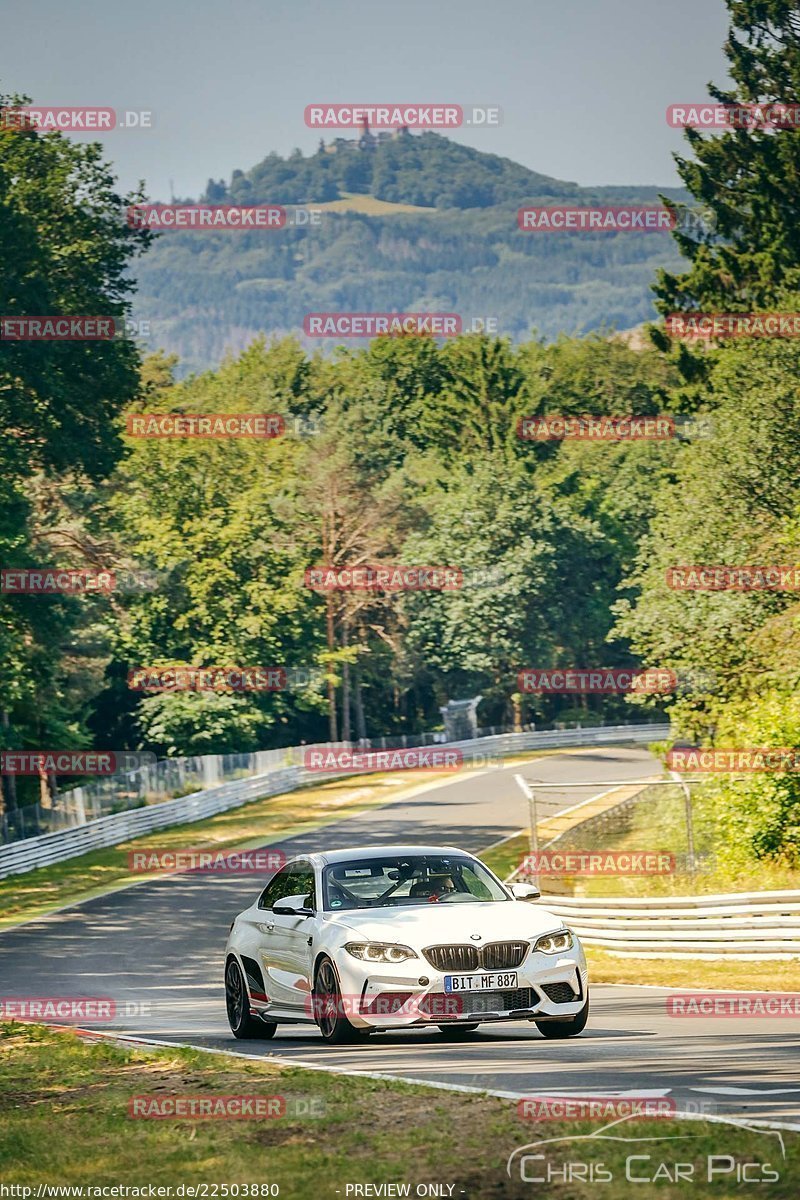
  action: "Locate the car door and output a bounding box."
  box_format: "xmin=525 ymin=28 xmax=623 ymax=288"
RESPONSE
xmin=258 ymin=861 xmax=316 ymax=1011
xmin=276 ymin=861 xmax=318 ymax=1012
xmin=248 ymin=863 xmax=300 ymax=1006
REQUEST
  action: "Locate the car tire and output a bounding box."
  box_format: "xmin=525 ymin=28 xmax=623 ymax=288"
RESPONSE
xmin=437 ymin=1023 xmax=480 ymax=1036
xmin=534 ymin=996 xmax=589 ymax=1038
xmin=313 ymin=957 xmax=368 ymax=1044
xmin=226 ymin=958 xmax=277 ymax=1040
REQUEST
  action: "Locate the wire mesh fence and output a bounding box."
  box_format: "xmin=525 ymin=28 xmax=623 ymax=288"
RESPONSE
xmin=0 ymin=746 xmax=301 ymax=844
xmin=512 ymin=775 xmax=715 ymax=897
xmin=0 ymin=716 xmax=669 ymax=845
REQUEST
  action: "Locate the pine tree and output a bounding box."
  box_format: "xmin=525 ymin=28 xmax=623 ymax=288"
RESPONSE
xmin=654 ymin=1 xmax=800 ymax=326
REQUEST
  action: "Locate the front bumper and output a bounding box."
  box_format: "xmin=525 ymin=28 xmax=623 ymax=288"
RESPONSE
xmin=337 ymin=945 xmax=589 ymax=1029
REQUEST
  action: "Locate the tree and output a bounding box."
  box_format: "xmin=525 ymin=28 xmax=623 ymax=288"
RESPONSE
xmin=101 ymin=342 xmax=326 ymax=756
xmin=697 ymin=691 xmax=800 ymax=869
xmin=654 ymin=1 xmax=800 ymax=319
xmin=401 ymin=455 xmax=563 ymax=723
xmin=613 ymin=338 xmax=800 ymax=737
xmin=0 ymin=91 xmax=151 ymax=481
xmin=295 ymin=385 xmax=413 ymax=740
xmin=0 ymin=90 xmax=151 ymax=810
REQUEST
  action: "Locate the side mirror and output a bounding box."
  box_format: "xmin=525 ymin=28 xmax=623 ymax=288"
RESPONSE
xmin=272 ymin=893 xmax=314 ymax=916
xmin=510 ymin=881 xmax=540 ymax=901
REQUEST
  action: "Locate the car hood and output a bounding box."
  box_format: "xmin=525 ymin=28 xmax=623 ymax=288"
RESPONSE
xmin=324 ymin=899 xmax=567 ymax=945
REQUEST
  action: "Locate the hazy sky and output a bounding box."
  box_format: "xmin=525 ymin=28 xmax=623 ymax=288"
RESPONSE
xmin=2 ymin=0 xmax=730 ymax=200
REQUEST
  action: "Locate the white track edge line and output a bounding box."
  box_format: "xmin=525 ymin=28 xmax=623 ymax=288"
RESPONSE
xmin=59 ymin=1026 xmax=800 ymax=1133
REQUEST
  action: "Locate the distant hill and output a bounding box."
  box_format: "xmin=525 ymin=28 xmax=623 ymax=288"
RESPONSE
xmin=205 ymin=131 xmax=588 ymax=209
xmin=133 ymin=132 xmax=690 ymax=373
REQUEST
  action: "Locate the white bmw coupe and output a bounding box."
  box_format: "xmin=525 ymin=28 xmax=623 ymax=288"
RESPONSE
xmin=225 ymin=844 xmax=589 ymax=1044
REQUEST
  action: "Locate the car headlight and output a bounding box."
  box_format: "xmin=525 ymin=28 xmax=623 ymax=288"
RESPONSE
xmin=533 ymin=929 xmax=574 ymax=954
xmin=344 ymin=941 xmax=418 ymax=963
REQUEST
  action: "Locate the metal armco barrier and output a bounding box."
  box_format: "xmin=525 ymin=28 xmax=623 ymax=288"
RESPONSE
xmin=0 ymin=723 xmax=668 ymax=880
xmin=0 ymin=766 xmax=301 ymax=881
xmin=437 ymin=723 xmax=670 ymax=759
xmin=540 ymin=891 xmax=800 ymax=961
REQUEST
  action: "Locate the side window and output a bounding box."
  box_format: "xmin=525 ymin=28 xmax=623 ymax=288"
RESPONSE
xmin=258 ymin=865 xmax=292 ymax=910
xmin=258 ymin=863 xmax=316 ymax=910
xmin=460 ymin=864 xmax=493 ymax=901
xmin=290 ymin=865 xmax=316 ymax=911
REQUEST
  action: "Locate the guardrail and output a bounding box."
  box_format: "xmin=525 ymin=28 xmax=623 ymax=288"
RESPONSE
xmin=0 ymin=722 xmax=668 ymax=880
xmin=539 ymin=891 xmax=800 ymax=960
xmin=0 ymin=766 xmax=303 ymax=881
xmin=438 ymin=723 xmax=669 ymax=759
xmin=1 ymin=745 xmax=323 ymax=843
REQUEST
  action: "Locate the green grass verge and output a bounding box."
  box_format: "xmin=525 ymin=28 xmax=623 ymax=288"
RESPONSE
xmin=481 ymin=790 xmax=800 ymax=898
xmin=1 ymin=1024 xmax=796 ymax=1197
xmin=585 ymin=948 xmax=800 ymax=991
xmin=547 ymin=782 xmax=800 ymax=897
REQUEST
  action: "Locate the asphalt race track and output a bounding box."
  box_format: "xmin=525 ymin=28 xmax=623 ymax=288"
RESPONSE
xmin=1 ymin=746 xmax=798 ymax=1128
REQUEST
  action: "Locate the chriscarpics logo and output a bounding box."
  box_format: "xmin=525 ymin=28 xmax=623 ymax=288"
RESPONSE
xmin=507 ymin=1113 xmax=785 ymax=1185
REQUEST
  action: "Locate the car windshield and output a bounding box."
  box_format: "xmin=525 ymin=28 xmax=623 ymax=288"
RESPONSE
xmin=322 ymin=854 xmax=509 ymax=911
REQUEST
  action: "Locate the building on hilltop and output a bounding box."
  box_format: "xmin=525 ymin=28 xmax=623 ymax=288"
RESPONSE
xmin=322 ymin=120 xmax=410 ymax=154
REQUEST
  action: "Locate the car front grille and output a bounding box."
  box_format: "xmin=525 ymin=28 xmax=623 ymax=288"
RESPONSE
xmin=423 ymin=945 xmax=480 ymax=972
xmin=481 ymin=941 xmax=528 ymax=969
xmin=419 ymin=987 xmax=538 ymax=1018
xmin=541 ymin=981 xmax=580 ymax=1004
xmin=423 ymin=941 xmax=528 ymax=972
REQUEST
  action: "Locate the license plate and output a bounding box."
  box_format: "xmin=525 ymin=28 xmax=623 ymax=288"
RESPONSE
xmin=444 ymin=971 xmax=518 ymax=993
